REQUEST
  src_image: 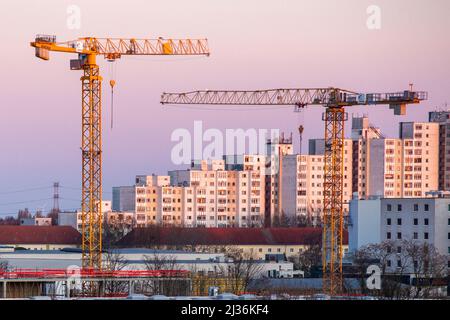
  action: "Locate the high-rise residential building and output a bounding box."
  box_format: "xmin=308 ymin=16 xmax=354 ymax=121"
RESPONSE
xmin=399 ymin=122 xmax=439 ymax=197
xmin=265 ymin=133 xmax=294 ymax=226
xmin=369 ymin=138 xmax=404 ymax=197
xmin=429 ymin=110 xmax=450 ymax=191
xmin=308 ymin=138 xmax=353 ymax=214
xmin=351 ymin=117 xmax=439 ymax=199
xmin=351 ymin=115 xmax=385 ymax=199
xmin=281 ymin=154 xmax=325 ymax=222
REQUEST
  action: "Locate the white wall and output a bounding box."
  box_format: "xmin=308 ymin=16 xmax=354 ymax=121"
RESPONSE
xmin=348 ymin=197 xmax=381 ymax=253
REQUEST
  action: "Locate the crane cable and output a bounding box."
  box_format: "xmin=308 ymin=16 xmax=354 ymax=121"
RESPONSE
xmin=109 ymin=60 xmax=117 ymax=129
xmin=296 ymin=104 xmax=306 ymax=155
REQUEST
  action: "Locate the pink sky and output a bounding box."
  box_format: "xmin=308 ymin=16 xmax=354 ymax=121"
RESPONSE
xmin=0 ymin=0 xmax=449 ymax=214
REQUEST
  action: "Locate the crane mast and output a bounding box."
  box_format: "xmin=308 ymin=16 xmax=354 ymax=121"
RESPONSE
xmin=161 ymin=87 xmax=427 ymax=295
xmin=31 ymin=35 xmax=209 ymax=295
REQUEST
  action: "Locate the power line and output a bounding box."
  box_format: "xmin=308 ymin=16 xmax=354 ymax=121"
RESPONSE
xmin=0 ymin=198 xmax=53 ymax=206
xmin=0 ymin=186 xmax=52 ymax=195
xmin=60 ymin=185 xmax=112 ymax=194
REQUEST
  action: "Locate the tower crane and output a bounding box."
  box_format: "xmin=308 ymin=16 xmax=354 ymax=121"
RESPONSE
xmin=161 ymin=87 xmax=427 ymax=295
xmin=31 ymin=36 xmax=209 ymax=280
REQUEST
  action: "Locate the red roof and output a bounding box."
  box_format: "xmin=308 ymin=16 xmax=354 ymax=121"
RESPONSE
xmin=117 ymin=227 xmax=348 ymax=247
xmin=0 ymin=226 xmax=81 ymax=245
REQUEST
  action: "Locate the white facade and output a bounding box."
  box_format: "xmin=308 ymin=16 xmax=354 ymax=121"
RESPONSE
xmin=380 ymin=196 xmax=450 ymax=273
xmin=381 ymin=197 xmax=450 ymax=257
xmin=348 ymin=195 xmax=381 ymax=253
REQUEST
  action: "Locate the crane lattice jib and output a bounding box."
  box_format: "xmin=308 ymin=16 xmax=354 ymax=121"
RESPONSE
xmin=161 ymin=88 xmax=427 ymax=108
xmin=32 ymin=36 xmax=209 ymax=60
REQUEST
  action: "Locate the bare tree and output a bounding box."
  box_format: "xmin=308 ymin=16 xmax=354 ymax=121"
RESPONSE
xmin=103 ymin=250 xmax=129 ymax=295
xmin=353 ymin=240 xmax=448 ymax=299
xmin=288 ymin=243 xmax=322 ymax=278
xmin=143 ymin=253 xmax=188 ymax=296
xmin=402 ymin=240 xmax=448 ymax=298
xmin=0 ymin=259 xmax=10 ymax=272
xmin=222 ymin=248 xmax=265 ymax=294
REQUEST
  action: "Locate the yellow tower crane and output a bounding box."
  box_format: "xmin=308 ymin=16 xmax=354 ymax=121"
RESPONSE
xmin=31 ymin=35 xmax=209 ymax=278
xmin=161 ymin=87 xmax=427 ymax=295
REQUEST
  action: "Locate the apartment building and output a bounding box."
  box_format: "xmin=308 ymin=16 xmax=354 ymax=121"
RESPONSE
xmin=351 ymin=115 xmax=385 ymax=199
xmin=369 ymin=138 xmax=404 ymax=197
xmin=308 ymin=138 xmax=354 ymax=215
xmin=429 ymin=110 xmax=450 ymax=191
xmin=399 ymin=122 xmax=439 ymax=197
xmin=170 ymin=159 xmax=265 ymax=227
xmin=265 ymin=134 xmax=294 ymax=226
xmin=281 ymin=154 xmax=325 ymax=221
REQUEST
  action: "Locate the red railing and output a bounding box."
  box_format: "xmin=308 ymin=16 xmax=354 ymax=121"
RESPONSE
xmin=0 ymin=268 xmax=190 ymax=279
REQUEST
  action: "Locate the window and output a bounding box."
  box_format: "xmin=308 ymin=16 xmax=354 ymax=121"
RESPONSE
xmin=387 ymin=232 xmax=391 ymax=240
xmin=448 ymin=204 xmax=450 ymax=211
xmin=424 ymin=232 xmax=429 ymax=240
xmin=387 ymin=204 xmax=392 ymax=212
xmin=397 ymin=218 xmax=402 ymax=225
xmin=387 ymin=260 xmax=392 ymax=267
xmin=424 ymin=204 xmax=429 ymax=211
xmin=414 ymin=218 xmax=418 ymax=225
xmin=387 ymin=218 xmax=392 ymax=226
xmin=397 ymin=260 xmax=402 ymax=268
xmin=397 ymin=246 xmax=402 ymax=254
xmin=397 ymin=232 xmax=402 ymax=240
xmin=413 ymin=232 xmax=418 ymax=240
xmin=397 ymin=204 xmax=402 ymax=212
xmin=424 ymin=218 xmax=429 ymax=226
xmin=414 ymin=204 xmax=419 ymax=211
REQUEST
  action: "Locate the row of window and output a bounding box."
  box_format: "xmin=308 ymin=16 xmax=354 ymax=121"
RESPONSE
xmin=386 ymin=232 xmax=430 ymax=240
xmin=386 ymin=203 xmax=442 ymax=212
xmin=386 ymin=218 xmax=430 ymax=226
